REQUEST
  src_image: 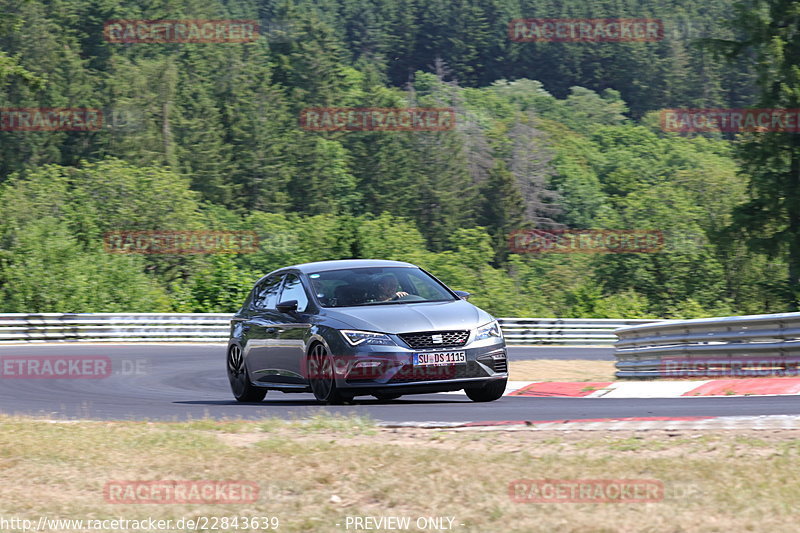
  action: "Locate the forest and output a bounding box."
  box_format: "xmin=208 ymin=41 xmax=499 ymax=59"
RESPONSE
xmin=0 ymin=0 xmax=797 ymax=318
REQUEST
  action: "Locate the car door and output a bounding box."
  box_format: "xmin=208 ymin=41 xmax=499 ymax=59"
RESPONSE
xmin=243 ymin=274 xmax=284 ymax=381
xmin=269 ymin=272 xmax=312 ymax=385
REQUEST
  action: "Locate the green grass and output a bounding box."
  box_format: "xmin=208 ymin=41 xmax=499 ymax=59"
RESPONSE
xmin=1 ymin=415 xmax=800 ymax=532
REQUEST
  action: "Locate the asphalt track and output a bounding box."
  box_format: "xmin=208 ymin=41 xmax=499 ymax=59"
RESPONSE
xmin=0 ymin=344 xmax=797 ymax=423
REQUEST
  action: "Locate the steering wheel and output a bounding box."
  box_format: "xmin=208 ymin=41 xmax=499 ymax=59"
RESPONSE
xmin=393 ymin=293 xmax=425 ymax=302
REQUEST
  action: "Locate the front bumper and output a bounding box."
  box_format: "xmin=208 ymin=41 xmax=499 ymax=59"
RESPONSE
xmin=330 ymin=337 xmax=507 ymax=391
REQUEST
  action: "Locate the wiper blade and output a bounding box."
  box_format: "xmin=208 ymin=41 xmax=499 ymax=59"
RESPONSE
xmin=351 ymin=301 xmax=409 ymax=306
xmin=351 ymin=299 xmax=454 ymax=307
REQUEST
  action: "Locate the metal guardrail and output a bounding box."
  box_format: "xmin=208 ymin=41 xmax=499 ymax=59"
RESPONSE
xmin=498 ymin=318 xmax=657 ymax=345
xmin=0 ymin=313 xmax=658 ymax=345
xmin=614 ymin=312 xmax=800 ymax=379
xmin=0 ymin=313 xmax=232 ymax=343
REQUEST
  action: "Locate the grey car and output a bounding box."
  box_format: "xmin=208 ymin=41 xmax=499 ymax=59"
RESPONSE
xmin=226 ymin=259 xmax=508 ymax=404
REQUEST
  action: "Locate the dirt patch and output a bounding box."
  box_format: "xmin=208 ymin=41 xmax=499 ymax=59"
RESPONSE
xmin=509 ymin=359 xmax=616 ymax=381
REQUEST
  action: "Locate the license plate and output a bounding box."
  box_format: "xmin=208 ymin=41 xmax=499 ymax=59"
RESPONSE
xmin=413 ymin=351 xmax=466 ymax=366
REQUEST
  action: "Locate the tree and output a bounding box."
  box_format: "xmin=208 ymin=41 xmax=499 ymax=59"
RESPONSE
xmin=0 ymin=217 xmax=171 ymax=312
xmin=0 ymin=0 xmax=44 ymax=91
xmin=711 ymin=0 xmax=800 ymax=308
xmin=477 ymin=160 xmax=526 ymax=264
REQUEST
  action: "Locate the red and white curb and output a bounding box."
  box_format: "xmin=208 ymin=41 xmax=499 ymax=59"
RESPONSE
xmin=381 ymin=415 xmax=800 ymax=431
xmin=501 ymin=378 xmax=800 ymax=398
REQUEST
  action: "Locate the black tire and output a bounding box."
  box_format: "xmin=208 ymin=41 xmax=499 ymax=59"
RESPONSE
xmin=373 ymin=393 xmax=402 ymax=401
xmin=308 ymin=343 xmax=350 ymax=405
xmin=465 ymin=379 xmax=507 ymax=402
xmin=227 ymin=344 xmax=267 ymax=402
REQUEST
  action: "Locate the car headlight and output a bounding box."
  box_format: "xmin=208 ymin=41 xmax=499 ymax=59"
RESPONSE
xmin=475 ymin=320 xmax=502 ymax=341
xmin=341 ymin=330 xmax=397 ymax=346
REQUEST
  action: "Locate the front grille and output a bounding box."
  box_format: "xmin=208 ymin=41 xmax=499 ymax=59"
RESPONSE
xmin=399 ymin=330 xmax=469 ymax=349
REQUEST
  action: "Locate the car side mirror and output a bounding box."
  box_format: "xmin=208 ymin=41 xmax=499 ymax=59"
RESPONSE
xmin=453 ymin=290 xmax=471 ymax=300
xmin=276 ymin=300 xmax=298 ymax=313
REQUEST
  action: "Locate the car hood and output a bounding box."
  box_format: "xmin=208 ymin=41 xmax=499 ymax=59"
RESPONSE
xmin=322 ymin=299 xmax=493 ymax=334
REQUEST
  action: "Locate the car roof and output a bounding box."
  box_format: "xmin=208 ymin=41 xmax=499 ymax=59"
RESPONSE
xmin=256 ymin=259 xmax=419 ymax=283
xmin=290 ymin=259 xmax=416 ymax=273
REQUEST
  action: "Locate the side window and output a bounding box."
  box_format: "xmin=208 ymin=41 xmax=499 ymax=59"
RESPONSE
xmin=253 ymin=275 xmax=283 ymax=310
xmin=278 ymin=274 xmax=309 ymax=313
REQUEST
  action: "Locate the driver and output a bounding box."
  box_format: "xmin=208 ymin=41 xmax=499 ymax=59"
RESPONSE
xmin=375 ymin=274 xmax=408 ymax=301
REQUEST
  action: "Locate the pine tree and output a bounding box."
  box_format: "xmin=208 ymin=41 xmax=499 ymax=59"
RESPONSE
xmin=714 ymin=0 xmax=800 ymax=308
xmin=477 ymin=159 xmax=526 ymax=264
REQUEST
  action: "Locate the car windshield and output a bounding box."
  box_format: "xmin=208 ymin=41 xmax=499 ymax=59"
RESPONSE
xmin=308 ymin=267 xmax=456 ymax=308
